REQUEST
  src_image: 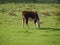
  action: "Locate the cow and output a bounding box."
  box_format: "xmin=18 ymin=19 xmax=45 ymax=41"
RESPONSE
xmin=22 ymin=11 xmax=40 ymax=28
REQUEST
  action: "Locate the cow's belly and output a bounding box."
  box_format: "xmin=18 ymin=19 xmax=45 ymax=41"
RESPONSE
xmin=28 ymin=17 xmax=35 ymax=21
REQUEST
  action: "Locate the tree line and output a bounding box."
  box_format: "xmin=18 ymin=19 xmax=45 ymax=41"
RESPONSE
xmin=0 ymin=0 xmax=60 ymax=4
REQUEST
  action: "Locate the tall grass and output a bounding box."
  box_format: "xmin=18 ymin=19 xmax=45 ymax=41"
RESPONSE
xmin=0 ymin=3 xmax=60 ymax=45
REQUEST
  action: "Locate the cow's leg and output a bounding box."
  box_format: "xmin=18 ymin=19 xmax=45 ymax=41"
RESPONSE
xmin=34 ymin=20 xmax=37 ymax=28
xmin=22 ymin=17 xmax=25 ymax=28
xmin=26 ymin=18 xmax=29 ymax=28
xmin=37 ymin=20 xmax=40 ymax=28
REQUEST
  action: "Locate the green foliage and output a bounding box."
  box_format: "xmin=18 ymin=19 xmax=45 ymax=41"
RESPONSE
xmin=0 ymin=8 xmax=7 ymax=13
xmin=0 ymin=0 xmax=60 ymax=3
xmin=55 ymin=10 xmax=60 ymax=27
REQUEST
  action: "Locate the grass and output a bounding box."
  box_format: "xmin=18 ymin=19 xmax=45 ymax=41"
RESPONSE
xmin=0 ymin=3 xmax=60 ymax=45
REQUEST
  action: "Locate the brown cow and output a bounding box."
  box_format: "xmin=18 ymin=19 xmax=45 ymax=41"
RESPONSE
xmin=22 ymin=11 xmax=40 ymax=28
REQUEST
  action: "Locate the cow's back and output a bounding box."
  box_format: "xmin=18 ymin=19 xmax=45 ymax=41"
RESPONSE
xmin=22 ymin=11 xmax=39 ymax=20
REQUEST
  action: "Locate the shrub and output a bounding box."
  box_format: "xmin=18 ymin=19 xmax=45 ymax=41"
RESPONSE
xmin=8 ymin=11 xmax=16 ymax=16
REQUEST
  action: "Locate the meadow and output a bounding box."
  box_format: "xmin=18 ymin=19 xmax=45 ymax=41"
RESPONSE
xmin=0 ymin=3 xmax=60 ymax=45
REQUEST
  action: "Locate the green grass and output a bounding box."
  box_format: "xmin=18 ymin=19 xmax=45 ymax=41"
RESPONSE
xmin=0 ymin=3 xmax=60 ymax=45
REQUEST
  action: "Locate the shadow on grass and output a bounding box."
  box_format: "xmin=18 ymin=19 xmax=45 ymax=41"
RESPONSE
xmin=37 ymin=28 xmax=60 ymax=31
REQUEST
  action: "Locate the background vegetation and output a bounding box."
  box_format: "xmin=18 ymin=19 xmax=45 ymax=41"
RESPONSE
xmin=0 ymin=0 xmax=60 ymax=3
xmin=0 ymin=0 xmax=60 ymax=45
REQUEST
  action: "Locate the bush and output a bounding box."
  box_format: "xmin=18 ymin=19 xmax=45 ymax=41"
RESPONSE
xmin=8 ymin=11 xmax=16 ymax=16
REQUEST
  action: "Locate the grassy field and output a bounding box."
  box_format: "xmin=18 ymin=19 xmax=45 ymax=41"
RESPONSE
xmin=0 ymin=3 xmax=60 ymax=45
